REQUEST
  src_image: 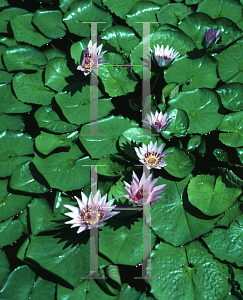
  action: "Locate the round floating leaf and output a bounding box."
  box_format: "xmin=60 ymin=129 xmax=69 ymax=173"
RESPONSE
xmin=96 ymin=157 xmax=125 ymax=177
xmin=213 ymin=148 xmax=229 ymax=162
xmin=0 ymin=84 xmax=32 ymax=114
xmin=0 ymin=130 xmax=34 ymax=177
xmin=0 ymin=250 xmax=9 ymax=287
xmin=216 ymin=82 xmax=243 ymax=111
xmin=237 ymin=147 xmax=243 ymax=164
xmin=63 ymin=0 xmax=112 ymax=37
xmin=29 ymin=277 xmax=56 ymax=300
xmin=98 ymin=53 xmax=137 ymax=97
xmin=187 ymin=135 xmax=202 ymax=151
xmin=150 ymin=240 xmax=231 ymax=300
xmin=204 ymin=214 xmax=243 ymax=267
xmin=216 ymin=199 xmax=243 ymax=227
xmin=197 ymin=0 xmax=242 ymax=24
xmin=13 ymin=70 xmax=55 ymax=106
xmin=80 ymin=115 xmax=138 ymax=159
xmin=45 ymin=57 xmax=72 ymax=92
xmin=43 ymin=48 xmax=66 ymax=61
xmin=0 ymin=70 xmax=14 ymax=83
xmin=0 ymin=7 xmax=27 ymax=33
xmin=164 ymin=147 xmax=195 ymax=178
xmin=3 ymin=45 xmax=48 ymax=72
xmin=32 ymin=145 xmax=95 ymax=191
xmin=126 ymin=2 xmax=160 ymax=37
xmin=0 ymin=179 xmax=31 ymax=222
xmin=186 ymin=0 xmax=203 ymax=3
xmin=0 ymin=218 xmax=24 ymax=247
xmin=34 ymin=105 xmax=78 ymax=133
xmin=161 ymin=108 xmax=189 ymax=139
xmin=99 ymin=218 xmax=155 ymax=265
xmin=23 ymin=234 xmax=91 ymax=287
xmin=55 ymin=89 xmax=114 ymax=126
xmin=168 ymin=88 xmax=224 ymax=134
xmin=33 ymin=9 xmax=66 ymax=39
xmin=157 ymin=3 xmax=192 ymax=26
xmin=100 ymin=25 xmax=140 ymax=56
xmin=10 ymin=161 xmax=50 ymax=194
xmin=0 ymin=37 xmax=18 ymax=47
xmin=218 ymin=111 xmax=243 ymax=147
xmin=188 ymin=175 xmax=242 ymax=216
xmin=0 ymin=115 xmax=25 ymax=131
xmin=130 ymin=29 xmax=196 ymax=78
xmin=35 ymin=131 xmax=78 ymax=155
xmin=151 ymin=175 xmax=222 ymax=246
xmin=0 ymin=266 xmax=35 ymax=300
xmin=119 ymin=127 xmax=158 ymax=159
xmin=217 ymin=40 xmax=243 ymax=83
xmin=10 ymin=13 xmax=51 ymax=47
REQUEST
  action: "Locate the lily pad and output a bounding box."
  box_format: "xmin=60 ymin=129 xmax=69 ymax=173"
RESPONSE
xmin=0 ymin=115 xmax=25 ymax=131
xmin=168 ymin=88 xmax=224 ymax=134
xmin=0 ymin=7 xmax=28 ymax=33
xmin=0 ymin=250 xmax=9 ymax=287
xmin=218 ymin=111 xmax=243 ymax=147
xmin=0 ymin=218 xmax=24 ymax=247
xmin=157 ymin=3 xmax=192 ymax=26
xmin=188 ymin=174 xmax=242 ymax=216
xmin=216 ymin=82 xmax=243 ymax=111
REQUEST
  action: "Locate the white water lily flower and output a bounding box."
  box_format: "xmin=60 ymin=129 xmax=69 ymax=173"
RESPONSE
xmin=149 ymin=44 xmax=180 ymax=66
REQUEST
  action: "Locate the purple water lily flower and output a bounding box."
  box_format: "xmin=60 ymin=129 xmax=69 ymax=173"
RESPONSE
xmin=149 ymin=44 xmax=180 ymax=67
xmin=202 ymin=27 xmax=221 ymax=47
xmin=64 ymin=190 xmax=120 ymax=233
xmin=135 ymin=141 xmax=169 ymax=170
xmin=143 ymin=110 xmax=175 ymax=132
xmin=77 ymin=40 xmax=108 ymax=76
xmin=123 ymin=171 xmax=167 ymax=206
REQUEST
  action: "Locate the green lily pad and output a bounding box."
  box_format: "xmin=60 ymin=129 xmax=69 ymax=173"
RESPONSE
xmin=63 ymin=0 xmax=112 ymax=37
xmin=0 ymin=250 xmax=9 ymax=287
xmin=0 ymin=130 xmax=34 ymax=177
xmin=98 ymin=53 xmax=137 ymax=97
xmin=3 ymin=45 xmax=48 ymax=72
xmin=204 ymin=214 xmax=243 ymax=267
xmin=187 ymin=135 xmax=202 ymax=151
xmin=99 ymin=218 xmax=155 ymax=265
xmin=10 ymin=13 xmax=51 ymax=47
xmin=217 ymin=39 xmax=243 ymax=83
xmin=96 ymin=157 xmax=125 ymax=177
xmin=32 ymin=145 xmax=96 ymax=191
xmin=43 ymin=48 xmax=66 ymax=61
xmin=161 ymin=108 xmax=189 ymax=139
xmin=45 ymin=57 xmax=72 ymax=92
xmin=164 ymin=147 xmax=195 ymax=178
xmin=0 ymin=84 xmax=32 ymax=114
xmin=55 ymin=89 xmax=114 ymax=126
xmin=0 ymin=218 xmax=24 ymax=247
xmin=188 ymin=174 xmax=242 ymax=216
xmin=0 ymin=70 xmax=14 ymax=83
xmin=35 ymin=131 xmax=79 ymax=155
xmin=33 ymin=9 xmax=66 ymax=39
xmin=213 ymin=148 xmax=229 ymax=162
xmin=13 ymin=70 xmax=55 ymax=105
xmin=216 ymin=199 xmax=243 ymax=227
xmin=29 ymin=277 xmax=56 ymax=300
xmin=0 ymin=7 xmax=27 ymax=33
xmin=218 ymin=111 xmax=243 ymax=147
xmin=9 ymin=161 xmax=50 ymax=194
xmin=0 ymin=115 xmax=25 ymax=131
xmin=168 ymin=88 xmax=224 ymax=134
xmin=126 ymin=2 xmax=160 ymax=37
xmin=216 ymin=82 xmax=243 ymax=111
xmin=130 ymin=29 xmax=196 ymax=78
xmin=157 ymin=3 xmax=192 ymax=26
xmin=0 ymin=178 xmax=31 ymax=222
xmin=80 ymin=115 xmax=138 ymax=159
xmin=34 ymin=105 xmax=78 ymax=133
xmin=150 ymin=240 xmax=231 ymax=300
xmin=0 ymin=266 xmax=35 ymax=300
xmin=100 ymin=25 xmax=140 ymax=56
xmin=237 ymin=147 xmax=243 ymax=164
xmin=197 ymin=0 xmax=242 ymax=24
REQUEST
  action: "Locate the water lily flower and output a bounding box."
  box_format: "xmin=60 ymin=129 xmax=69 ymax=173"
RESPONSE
xmin=123 ymin=171 xmax=167 ymax=205
xmin=143 ymin=110 xmax=175 ymax=132
xmin=64 ymin=190 xmax=120 ymax=233
xmin=77 ymin=40 xmax=108 ymax=76
xmin=135 ymin=141 xmax=169 ymax=170
xmin=149 ymin=44 xmax=180 ymax=67
xmin=202 ymin=27 xmax=221 ymax=47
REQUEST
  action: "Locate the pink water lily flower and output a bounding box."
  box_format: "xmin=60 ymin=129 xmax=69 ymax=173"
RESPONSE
xmin=64 ymin=190 xmax=120 ymax=233
xmin=149 ymin=44 xmax=180 ymax=66
xmin=135 ymin=141 xmax=169 ymax=170
xmin=77 ymin=40 xmax=108 ymax=76
xmin=123 ymin=171 xmax=167 ymax=206
xmin=202 ymin=27 xmax=221 ymax=47
xmin=143 ymin=110 xmax=175 ymax=132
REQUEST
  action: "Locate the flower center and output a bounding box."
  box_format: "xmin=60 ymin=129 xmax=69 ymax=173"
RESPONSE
xmin=162 ymin=55 xmax=170 ymax=60
xmin=146 ymin=155 xmax=159 ymax=166
xmin=206 ymin=32 xmax=216 ymax=39
xmin=154 ymin=121 xmax=162 ymax=130
xmin=83 ymin=54 xmax=95 ymax=69
xmin=82 ymin=206 xmax=104 ymax=225
xmin=135 ymin=189 xmax=143 ymax=202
